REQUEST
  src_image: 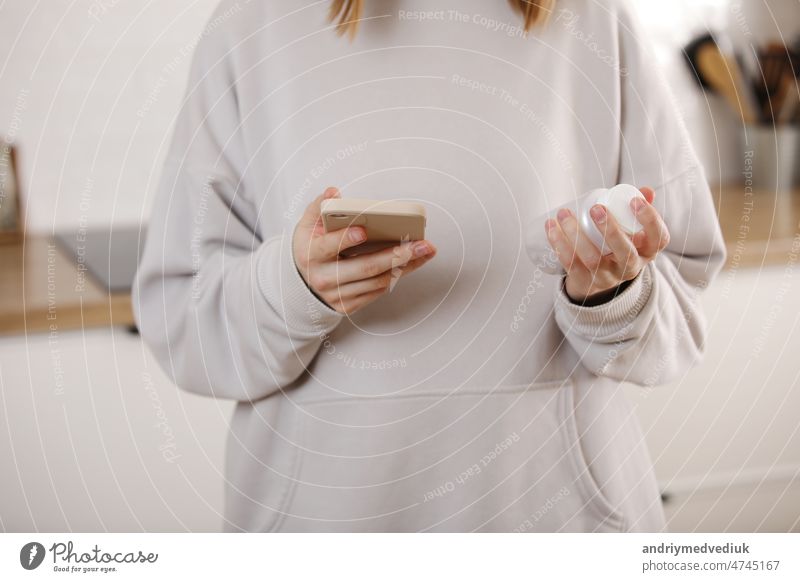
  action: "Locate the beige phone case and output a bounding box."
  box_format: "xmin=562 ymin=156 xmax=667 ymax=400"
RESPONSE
xmin=321 ymin=198 xmax=427 ymax=256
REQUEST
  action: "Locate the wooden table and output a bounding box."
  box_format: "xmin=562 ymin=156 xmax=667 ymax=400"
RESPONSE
xmin=0 ymin=235 xmax=134 ymax=335
xmin=712 ymin=184 xmax=800 ymax=269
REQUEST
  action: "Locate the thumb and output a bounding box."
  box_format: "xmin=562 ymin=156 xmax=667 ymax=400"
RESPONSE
xmin=639 ymin=186 xmax=655 ymax=204
xmin=299 ymin=186 xmax=340 ymax=229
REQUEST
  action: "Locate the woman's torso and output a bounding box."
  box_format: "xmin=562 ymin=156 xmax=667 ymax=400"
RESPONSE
xmin=226 ymin=0 xmax=622 ymax=397
xmin=213 ymin=0 xmax=664 ymax=533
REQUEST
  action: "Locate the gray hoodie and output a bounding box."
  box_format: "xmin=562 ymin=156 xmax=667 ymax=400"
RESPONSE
xmin=133 ymin=0 xmax=727 ymax=532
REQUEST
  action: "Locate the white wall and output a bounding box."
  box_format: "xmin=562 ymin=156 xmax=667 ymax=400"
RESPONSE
xmin=0 ymin=0 xmax=219 ymax=233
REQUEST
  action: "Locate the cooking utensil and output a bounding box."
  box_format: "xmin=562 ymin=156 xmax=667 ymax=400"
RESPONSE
xmin=684 ymin=33 xmax=758 ymax=124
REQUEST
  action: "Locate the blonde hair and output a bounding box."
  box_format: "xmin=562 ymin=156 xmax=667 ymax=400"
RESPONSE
xmin=329 ymin=0 xmax=555 ymax=39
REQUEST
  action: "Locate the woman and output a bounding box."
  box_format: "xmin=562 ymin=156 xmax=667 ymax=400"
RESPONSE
xmin=134 ymin=0 xmax=727 ymax=532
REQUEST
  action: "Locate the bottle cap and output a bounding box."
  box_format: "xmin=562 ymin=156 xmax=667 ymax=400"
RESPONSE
xmin=595 ymin=184 xmax=646 ymax=235
xmin=579 ymin=184 xmax=646 ymax=254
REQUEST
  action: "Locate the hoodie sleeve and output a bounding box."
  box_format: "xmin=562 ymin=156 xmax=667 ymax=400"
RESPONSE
xmin=552 ymin=2 xmax=728 ymax=388
xmin=132 ymin=26 xmax=343 ymax=402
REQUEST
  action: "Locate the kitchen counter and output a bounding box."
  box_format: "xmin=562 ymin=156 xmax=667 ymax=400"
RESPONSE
xmin=1 ymin=185 xmax=796 ymax=335
xmin=712 ymin=183 xmax=800 ymax=269
xmin=0 ymin=235 xmax=134 ymax=335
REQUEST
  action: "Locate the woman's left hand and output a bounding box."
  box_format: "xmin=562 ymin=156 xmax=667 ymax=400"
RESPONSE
xmin=544 ymin=186 xmax=670 ymax=304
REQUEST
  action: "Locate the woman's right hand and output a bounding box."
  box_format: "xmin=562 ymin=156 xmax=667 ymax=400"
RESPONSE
xmin=293 ymin=187 xmax=437 ymax=315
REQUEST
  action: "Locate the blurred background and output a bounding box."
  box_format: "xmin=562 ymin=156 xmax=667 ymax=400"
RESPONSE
xmin=0 ymin=0 xmax=798 ymax=532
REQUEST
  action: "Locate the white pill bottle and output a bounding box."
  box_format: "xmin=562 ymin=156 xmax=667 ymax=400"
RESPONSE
xmin=526 ymin=184 xmax=647 ymax=275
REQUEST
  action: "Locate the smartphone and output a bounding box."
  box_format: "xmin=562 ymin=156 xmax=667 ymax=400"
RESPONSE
xmin=321 ymin=198 xmax=427 ymax=257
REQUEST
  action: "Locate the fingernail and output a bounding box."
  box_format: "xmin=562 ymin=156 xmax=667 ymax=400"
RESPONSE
xmin=349 ymin=228 xmax=366 ymax=242
xmin=590 ymin=204 xmax=606 ymax=223
xmin=413 ymin=242 xmax=431 ymax=257
xmin=557 ymin=208 xmax=571 ymax=222
xmin=631 ymin=198 xmax=646 ymax=214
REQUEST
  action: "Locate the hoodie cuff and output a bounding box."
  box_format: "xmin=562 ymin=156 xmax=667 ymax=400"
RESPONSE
xmin=256 ymin=234 xmax=344 ymax=335
xmin=554 ymin=261 xmax=654 ymax=339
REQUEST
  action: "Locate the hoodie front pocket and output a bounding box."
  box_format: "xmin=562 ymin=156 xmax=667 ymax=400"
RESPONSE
xmin=278 ymin=379 xmax=625 ymax=532
xmin=558 ymin=381 xmax=627 ymax=532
